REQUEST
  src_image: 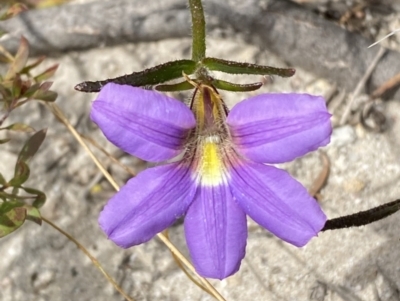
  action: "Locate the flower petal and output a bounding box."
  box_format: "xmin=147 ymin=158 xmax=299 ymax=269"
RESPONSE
xmin=184 ymin=184 xmax=247 ymax=279
xmin=99 ymin=163 xmax=196 ymax=248
xmin=227 ymin=93 xmax=332 ymax=164
xmin=229 ymin=160 xmax=326 ymax=247
xmin=91 ymin=83 xmax=195 ymax=162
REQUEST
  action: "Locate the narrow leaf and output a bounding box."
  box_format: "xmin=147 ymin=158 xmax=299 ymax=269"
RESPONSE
xmin=32 ymin=193 xmax=46 ymax=209
xmin=202 ymin=57 xmax=296 ymax=77
xmin=17 ymin=129 xmax=47 ymax=163
xmin=25 ymin=205 xmax=42 ymax=225
xmin=0 ymin=201 xmax=25 ymax=215
xmin=156 ymin=80 xmax=194 ymax=92
xmin=23 ymin=83 xmax=41 ymax=98
xmin=39 ymin=81 xmax=53 ymax=91
xmin=20 ymin=56 xmax=46 ymax=74
xmin=6 ymin=37 xmax=30 ymax=80
xmin=0 ymin=138 xmax=11 ymax=144
xmin=322 ymin=199 xmax=400 ymax=231
xmin=11 ymin=75 xmax=22 ymax=98
xmin=32 ymin=90 xmax=58 ymax=102
xmin=21 ymin=187 xmax=46 ymax=208
xmin=0 ymin=173 xmax=6 ymax=185
xmin=0 ymin=123 xmax=36 ymax=133
xmin=0 ymin=191 xmax=37 ymax=202
xmin=0 ymin=83 xmax=11 ymax=98
xmin=212 ymin=79 xmax=263 ymax=92
xmin=34 ymin=65 xmax=59 ymax=82
xmin=9 ymin=161 xmax=30 ymax=186
xmin=75 ymin=59 xmax=197 ymax=92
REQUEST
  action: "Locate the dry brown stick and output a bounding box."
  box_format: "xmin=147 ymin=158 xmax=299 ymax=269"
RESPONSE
xmin=81 ymin=134 xmax=137 ymax=177
xmin=339 ymin=46 xmax=386 ymax=125
xmin=369 ymin=28 xmax=400 ymax=48
xmin=371 ymin=72 xmax=400 ymax=99
xmin=42 ymin=217 xmax=136 ymax=301
xmin=329 ymin=89 xmax=347 ymax=116
xmin=308 ymin=151 xmax=330 ymax=198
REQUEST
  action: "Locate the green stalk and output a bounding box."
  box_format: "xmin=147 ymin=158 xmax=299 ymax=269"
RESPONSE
xmin=188 ymin=0 xmax=206 ymax=62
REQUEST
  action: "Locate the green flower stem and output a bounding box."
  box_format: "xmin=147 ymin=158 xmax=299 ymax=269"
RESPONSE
xmin=189 ymin=0 xmax=206 ymax=62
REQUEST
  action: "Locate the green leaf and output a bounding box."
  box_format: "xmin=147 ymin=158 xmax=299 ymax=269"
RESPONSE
xmin=39 ymin=81 xmax=53 ymax=91
xmin=75 ymin=59 xmax=198 ymax=92
xmin=32 ymin=89 xmax=58 ymax=102
xmin=0 ymin=190 xmax=41 ymax=203
xmin=0 ymin=173 xmax=6 ymax=185
xmin=17 ymin=129 xmax=47 ymax=163
xmin=0 ymin=123 xmax=36 ymax=133
xmin=23 ymin=83 xmax=41 ymax=98
xmin=212 ymin=79 xmax=263 ymax=92
xmin=156 ymin=80 xmax=194 ymax=92
xmin=0 ymin=201 xmax=25 ymax=215
xmin=11 ymin=75 xmax=22 ymax=98
xmin=20 ymin=56 xmax=46 ymax=74
xmin=5 ymin=37 xmax=30 ymax=80
xmin=34 ymin=65 xmax=58 ymax=82
xmin=0 ymin=202 xmax=42 ymax=236
xmin=11 ymin=186 xmax=19 ymax=196
xmin=0 ymin=191 xmax=15 ymax=202
xmin=0 ymin=138 xmax=11 ymax=144
xmin=0 ymin=83 xmax=8 ymax=96
xmin=21 ymin=187 xmax=46 ymax=208
xmin=25 ymin=205 xmax=42 ymax=225
xmin=0 ymin=206 xmax=26 ymax=238
xmin=202 ymin=57 xmax=296 ymax=77
xmin=9 ymin=161 xmax=30 ymax=186
xmin=32 ymin=193 xmax=46 ymax=209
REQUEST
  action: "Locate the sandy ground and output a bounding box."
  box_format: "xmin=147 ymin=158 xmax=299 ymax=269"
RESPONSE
xmin=1 ymin=1 xmax=400 ymax=301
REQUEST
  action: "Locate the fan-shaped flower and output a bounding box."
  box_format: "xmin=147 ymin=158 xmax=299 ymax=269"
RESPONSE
xmin=91 ymin=82 xmax=331 ymax=279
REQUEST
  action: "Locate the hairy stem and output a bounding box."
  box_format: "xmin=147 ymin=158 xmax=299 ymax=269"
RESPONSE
xmin=188 ymin=0 xmax=206 ymax=61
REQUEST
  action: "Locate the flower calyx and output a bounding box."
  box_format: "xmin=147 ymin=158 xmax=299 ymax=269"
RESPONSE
xmin=74 ymin=57 xmax=295 ymax=93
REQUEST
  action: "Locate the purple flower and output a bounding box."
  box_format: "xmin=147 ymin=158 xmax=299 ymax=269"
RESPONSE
xmin=91 ymin=82 xmax=331 ymax=279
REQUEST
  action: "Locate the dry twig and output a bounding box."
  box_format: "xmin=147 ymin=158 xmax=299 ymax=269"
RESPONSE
xmin=339 ymin=47 xmax=386 ymax=125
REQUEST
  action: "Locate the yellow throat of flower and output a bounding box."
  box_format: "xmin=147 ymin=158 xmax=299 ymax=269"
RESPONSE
xmin=197 ymin=136 xmax=227 ymax=186
xmin=189 ymin=83 xmax=230 ymax=186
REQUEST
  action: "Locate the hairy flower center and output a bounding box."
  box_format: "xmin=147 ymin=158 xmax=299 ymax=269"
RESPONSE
xmin=188 ymin=83 xmax=231 ymax=186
